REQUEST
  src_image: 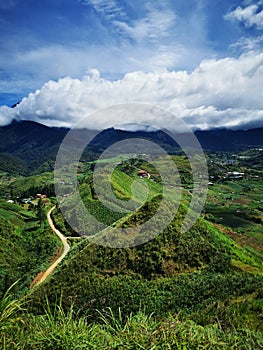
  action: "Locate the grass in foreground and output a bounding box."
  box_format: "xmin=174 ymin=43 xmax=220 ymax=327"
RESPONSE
xmin=0 ymin=290 xmax=262 ymax=350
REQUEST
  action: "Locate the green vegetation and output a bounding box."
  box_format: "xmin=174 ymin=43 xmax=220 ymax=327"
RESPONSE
xmin=0 ymin=198 xmax=59 ymax=296
xmin=0 ymin=172 xmax=55 ymax=199
xmin=1 ymin=287 xmax=263 ymax=349
xmin=0 ymin=149 xmax=262 ymax=349
xmin=0 ymin=281 xmax=25 ymax=333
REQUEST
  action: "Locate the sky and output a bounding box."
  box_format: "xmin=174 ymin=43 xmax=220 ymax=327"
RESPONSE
xmin=0 ymin=0 xmax=262 ymax=130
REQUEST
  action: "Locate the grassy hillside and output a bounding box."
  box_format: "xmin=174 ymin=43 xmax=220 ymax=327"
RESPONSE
xmin=0 ymin=199 xmax=59 ymax=296
xmin=0 ymin=152 xmax=262 ymax=348
xmin=27 ymin=155 xmax=263 ymax=344
xmin=28 ymin=208 xmax=262 ymax=314
xmin=52 ymin=155 xmax=192 ymax=236
xmin=0 ymin=172 xmax=55 ymax=199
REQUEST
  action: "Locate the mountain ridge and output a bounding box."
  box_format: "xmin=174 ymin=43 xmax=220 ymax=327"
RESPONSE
xmin=0 ymin=119 xmax=263 ymax=174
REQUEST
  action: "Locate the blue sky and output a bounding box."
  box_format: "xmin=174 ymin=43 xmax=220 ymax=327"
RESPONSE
xmin=0 ymin=0 xmax=262 ymax=129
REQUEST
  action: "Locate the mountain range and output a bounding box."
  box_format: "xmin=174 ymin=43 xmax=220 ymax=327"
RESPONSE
xmin=0 ymin=119 xmax=263 ymax=174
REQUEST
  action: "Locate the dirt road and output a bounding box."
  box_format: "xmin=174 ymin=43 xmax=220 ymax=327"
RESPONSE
xmin=33 ymin=206 xmax=70 ymax=287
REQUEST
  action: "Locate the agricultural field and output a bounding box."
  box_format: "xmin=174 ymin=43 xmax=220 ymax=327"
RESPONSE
xmin=205 ymin=149 xmax=263 ymax=263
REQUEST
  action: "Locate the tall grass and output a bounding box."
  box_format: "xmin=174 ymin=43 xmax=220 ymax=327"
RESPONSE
xmin=1 ymin=291 xmax=262 ymax=349
xmin=0 ymin=281 xmax=26 ymax=350
xmin=0 ymin=281 xmax=25 ymax=332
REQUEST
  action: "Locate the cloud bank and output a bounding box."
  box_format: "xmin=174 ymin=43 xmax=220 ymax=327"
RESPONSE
xmin=0 ymin=51 xmax=263 ymax=131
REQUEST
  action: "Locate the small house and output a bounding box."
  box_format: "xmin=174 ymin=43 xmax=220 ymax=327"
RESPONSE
xmin=137 ymin=170 xmax=149 ymax=178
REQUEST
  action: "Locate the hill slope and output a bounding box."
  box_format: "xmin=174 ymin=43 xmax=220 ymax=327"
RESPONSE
xmin=29 ymin=157 xmax=263 ymax=329
xmin=0 ymin=199 xmax=59 ymax=296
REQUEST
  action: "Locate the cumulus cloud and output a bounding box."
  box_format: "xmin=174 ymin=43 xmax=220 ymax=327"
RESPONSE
xmin=0 ymin=51 xmax=263 ymax=131
xmin=0 ymin=105 xmax=14 ymax=125
xmin=225 ymin=2 xmax=263 ymax=30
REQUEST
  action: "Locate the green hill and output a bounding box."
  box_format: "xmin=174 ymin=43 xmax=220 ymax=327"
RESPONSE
xmin=28 ymin=156 xmax=262 ymax=332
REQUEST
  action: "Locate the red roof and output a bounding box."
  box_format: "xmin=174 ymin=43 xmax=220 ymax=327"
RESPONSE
xmin=138 ymin=170 xmax=148 ymax=175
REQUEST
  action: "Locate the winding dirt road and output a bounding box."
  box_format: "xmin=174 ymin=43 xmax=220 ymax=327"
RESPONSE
xmin=33 ymin=206 xmax=70 ymax=287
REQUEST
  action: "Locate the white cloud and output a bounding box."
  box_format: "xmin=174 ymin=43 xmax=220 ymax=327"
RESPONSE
xmin=225 ymin=2 xmax=263 ymax=30
xmin=1 ymin=51 xmax=263 ymax=130
xmin=82 ymin=0 xmax=126 ymax=20
xmin=0 ymin=105 xmax=14 ymax=125
xmin=114 ymin=8 xmax=176 ymax=43
xmin=83 ymin=0 xmax=176 ymax=43
xmin=83 ymin=0 xmax=177 ymax=51
xmin=230 ymin=35 xmax=263 ymax=51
